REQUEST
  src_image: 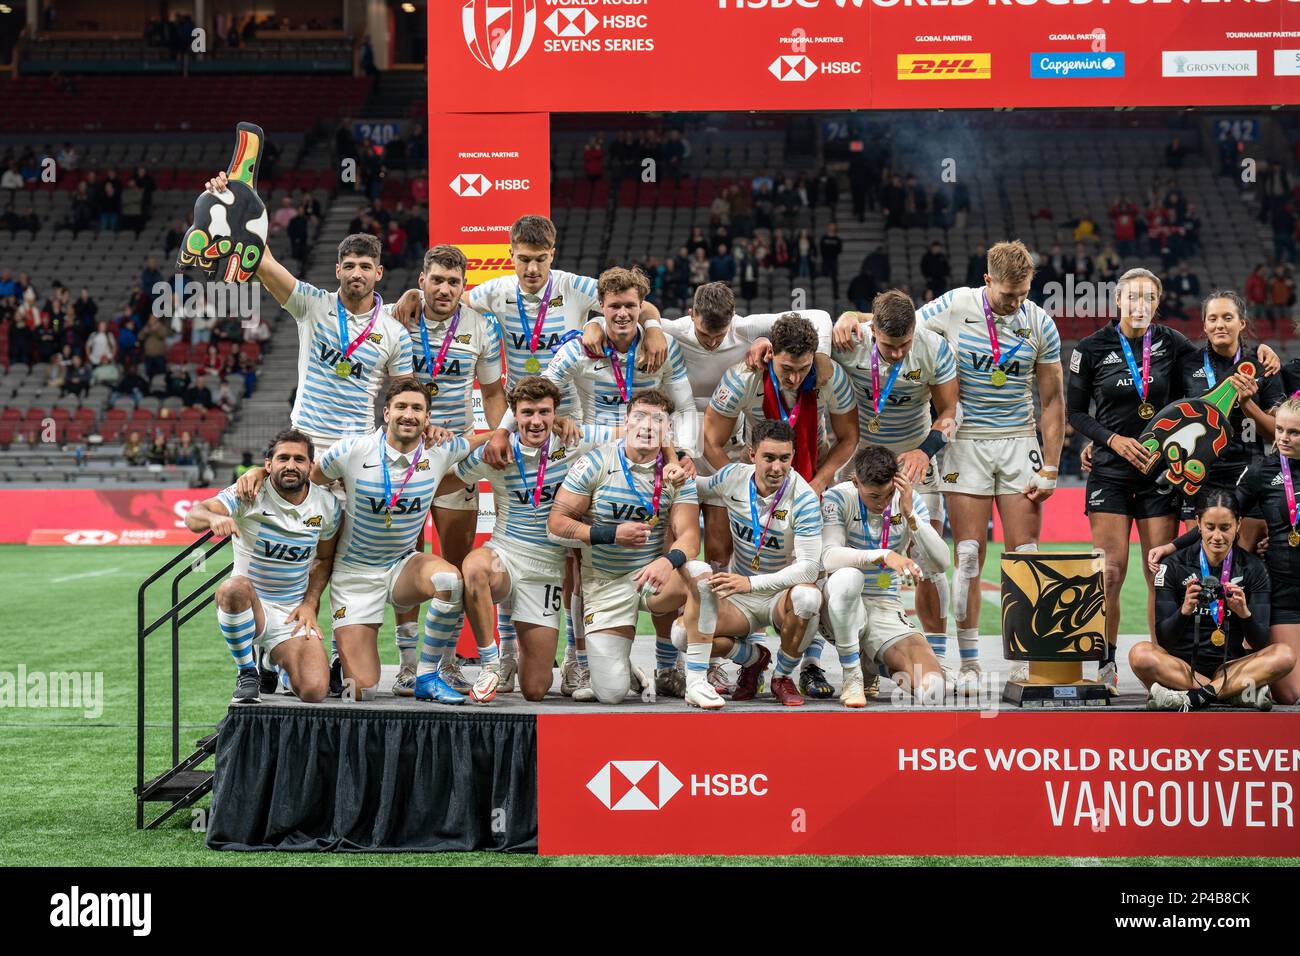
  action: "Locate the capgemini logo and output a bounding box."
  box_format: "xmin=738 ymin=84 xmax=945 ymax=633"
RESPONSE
xmin=462 ymin=0 xmax=537 ymax=72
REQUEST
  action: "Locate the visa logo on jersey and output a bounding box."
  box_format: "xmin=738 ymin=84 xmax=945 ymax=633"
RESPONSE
xmin=1031 ymin=52 xmax=1125 ymax=78
xmin=260 ymin=541 xmax=313 ymax=562
xmin=898 ymin=53 xmax=991 ymax=80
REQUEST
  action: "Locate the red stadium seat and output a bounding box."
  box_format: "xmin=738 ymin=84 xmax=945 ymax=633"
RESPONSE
xmin=166 ymin=342 xmax=188 ymax=364
xmin=63 ymin=423 xmax=86 ymax=444
xmin=179 ymin=406 xmax=205 ymax=421
xmin=51 ymin=407 xmax=72 ymax=422
xmin=1 ymin=408 xmax=22 ymax=422
xmin=0 ymin=424 xmax=13 ymax=447
xmin=130 ymin=408 xmax=154 ymax=423
xmin=23 ymin=407 xmax=47 ymax=423
xmin=75 ymin=407 xmax=96 ymax=424
xmin=199 ymin=422 xmax=223 ymax=445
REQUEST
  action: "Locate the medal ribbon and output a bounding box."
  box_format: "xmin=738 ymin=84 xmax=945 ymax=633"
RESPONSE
xmin=765 ymin=360 xmax=814 ymax=427
xmin=605 ymin=330 xmax=640 ymax=402
xmin=858 ymin=494 xmax=893 ymax=551
xmin=981 ymin=289 xmax=1026 ymax=372
xmin=1202 ymin=344 xmax=1242 ymax=390
xmin=1282 ymin=455 xmax=1300 ymax=536
xmin=747 ymin=473 xmax=790 ymax=569
xmin=617 ymin=441 xmax=663 ymax=523
xmin=515 ymin=275 xmax=555 ymax=356
xmin=513 ymin=434 xmax=550 ymax=507
xmin=870 ymin=341 xmax=902 ymax=416
xmin=1197 ymin=546 xmax=1233 ymax=629
xmin=380 ymin=434 xmax=423 ymax=516
xmin=418 ymin=306 xmax=461 ymax=380
xmin=1117 ymin=326 xmax=1151 ymax=403
xmin=336 ymin=292 xmax=382 ymax=364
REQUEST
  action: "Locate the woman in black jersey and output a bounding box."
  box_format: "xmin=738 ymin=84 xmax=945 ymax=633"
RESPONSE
xmin=1151 ymin=395 xmax=1300 ymax=704
xmin=1177 ymin=290 xmax=1284 ymax=550
xmin=1067 ymin=268 xmax=1199 ymax=684
xmin=1135 ymin=490 xmax=1291 ymax=711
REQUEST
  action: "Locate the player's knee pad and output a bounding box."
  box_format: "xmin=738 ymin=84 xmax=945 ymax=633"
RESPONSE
xmin=1013 ymin=542 xmax=1039 ymax=553
xmin=955 ymin=539 xmax=980 ymax=572
xmin=431 ymin=570 xmax=463 ymax=603
xmin=395 ymin=621 xmax=419 ymax=640
xmin=686 ymin=561 xmax=718 ymax=633
xmin=585 ymin=631 xmax=631 ymax=704
xmin=925 ymin=571 xmax=950 ymax=621
xmin=825 ymin=568 xmax=866 ymax=650
xmin=429 ymin=597 xmax=458 ymax=618
xmin=789 ymin=584 xmax=821 ymax=620
xmin=952 ymin=540 xmax=980 ymax=619
xmin=670 ymin=619 xmax=689 ymax=654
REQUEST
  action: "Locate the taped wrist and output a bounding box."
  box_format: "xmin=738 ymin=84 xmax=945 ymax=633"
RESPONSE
xmin=919 ymin=429 xmax=946 ymax=460
xmin=666 ymin=549 xmax=687 ymax=569
xmin=590 ymin=524 xmax=617 ymax=545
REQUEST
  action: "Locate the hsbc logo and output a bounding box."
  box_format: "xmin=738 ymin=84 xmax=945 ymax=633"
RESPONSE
xmin=587 ymin=760 xmax=683 ymax=811
xmin=449 ymin=174 xmax=532 ymax=197
xmin=63 ymin=530 xmax=118 ymax=545
xmin=769 ymin=55 xmax=817 ymax=81
xmin=545 ymin=7 xmax=597 ymax=38
xmin=462 ymin=0 xmax=537 ymax=72
xmin=587 ymin=760 xmax=770 ymax=810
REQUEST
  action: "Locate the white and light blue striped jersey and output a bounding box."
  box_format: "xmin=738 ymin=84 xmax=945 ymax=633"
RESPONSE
xmin=708 ymin=360 xmax=855 ymax=456
xmin=466 ymin=269 xmax=600 ymax=416
xmin=394 ymin=301 xmax=501 ymax=433
xmin=918 ymin=286 xmax=1061 ymax=439
xmin=286 ymin=281 xmax=413 ymax=443
xmin=319 ymin=429 xmax=470 ymax=571
xmin=821 ymin=480 xmax=931 ymax=600
xmin=834 ymin=324 xmax=956 ymax=454
xmin=216 ymin=480 xmax=341 ymax=604
xmin=561 ymin=442 xmax=699 ymax=580
xmin=455 ymin=424 xmax=614 ymax=564
xmin=698 ymin=464 xmax=821 ymax=579
xmin=661 ymin=310 xmax=833 ymax=414
xmin=543 ymin=334 xmax=699 ymax=453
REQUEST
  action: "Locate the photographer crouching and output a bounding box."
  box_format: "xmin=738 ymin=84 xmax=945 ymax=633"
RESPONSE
xmin=1133 ymin=491 xmax=1294 ymax=710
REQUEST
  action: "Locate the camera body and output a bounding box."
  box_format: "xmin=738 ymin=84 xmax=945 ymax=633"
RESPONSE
xmin=1197 ymin=575 xmax=1223 ymax=609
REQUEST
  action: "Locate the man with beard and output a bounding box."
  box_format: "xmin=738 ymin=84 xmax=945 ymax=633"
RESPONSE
xmin=186 ymin=428 xmax=342 ymax=704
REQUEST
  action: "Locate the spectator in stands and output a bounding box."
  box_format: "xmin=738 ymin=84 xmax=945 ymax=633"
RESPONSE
xmin=794 ymin=229 xmax=815 ymax=280
xmin=769 ymin=229 xmax=792 ymax=275
xmin=583 ymin=136 xmax=604 ymax=183
xmin=213 ymin=313 xmax=242 ymax=345
xmin=232 ymin=450 xmax=256 ymax=483
xmin=1071 ymin=211 xmax=1098 ymax=245
xmin=119 ymin=179 xmax=146 ymax=237
xmin=185 ymin=374 xmax=215 ymax=410
xmin=920 ymin=241 xmax=951 ymax=298
xmin=1180 ymin=202 xmax=1202 ymax=257
xmin=1165 ymin=136 xmax=1187 ymax=169
xmin=138 ymin=314 xmax=169 ymax=378
xmin=1096 ymin=244 xmax=1121 ymax=285
xmin=709 ymin=192 xmax=731 ymax=229
xmin=685 ymin=226 xmax=708 ymax=257
xmin=60 ymin=181 xmax=95 ymax=238
xmin=776 ymin=176 xmax=803 ymax=232
xmin=1070 ymin=242 xmax=1094 ymax=281
xmin=753 ymin=181 xmax=775 ymax=231
xmin=663 ymin=130 xmax=686 ymax=182
xmin=187 ymin=290 xmax=214 ymax=347
xmin=930 ymin=187 xmax=951 ymax=229
xmin=736 ymin=243 xmax=759 ymax=304
xmin=86 ymin=318 xmax=116 ymax=365
xmin=97 ymin=180 xmax=120 ymax=233
xmin=819 ymin=222 xmax=842 ymax=300
xmin=124 ymin=431 xmax=146 ymax=466
xmin=56 ymin=143 xmax=78 ymax=171
xmin=34 ymin=314 xmax=59 ymax=362
xmin=237 ymin=354 xmax=257 ymax=397
xmin=147 ymin=430 xmax=169 ymax=466
xmin=727 ymin=185 xmax=753 ymax=238
xmin=0 ymin=270 xmax=16 ymax=299
xmin=199 ymin=344 xmax=222 ymax=379
xmin=965 ymin=244 xmax=986 ymax=288
xmin=63 ymin=355 xmax=90 ymax=398
xmin=243 ymin=313 xmax=270 ymax=346
xmin=115 ymin=361 xmax=149 ymax=404
xmin=384 ymin=218 xmax=408 ymax=268
xmin=269 ymin=196 xmax=296 ymax=235
xmin=1245 ymin=264 xmax=1269 ymax=323
xmin=709 ymin=243 xmax=735 ymax=284
xmin=1171 ymin=262 xmax=1201 ymax=310
xmin=215 ymin=376 xmax=238 ymax=415
xmin=47 ymin=349 xmax=69 ymax=390
xmin=287 ymin=204 xmax=310 ymax=271
xmin=661 ymin=256 xmax=687 ymax=312
xmin=688 ymin=247 xmax=710 ymax=288
xmin=811 ymin=167 xmax=839 ymax=212
xmin=170 ymin=430 xmax=205 ymax=468
xmin=91 ymin=354 xmax=121 ymax=389
xmin=0 ymin=160 xmax=21 ymax=192
xmin=1109 ymin=196 xmax=1138 ymax=258
xmin=1273 ymin=201 xmax=1297 ymax=265
xmin=15 ymin=287 xmax=41 ymax=329
xmin=847 ymin=263 xmax=875 ymax=314
xmin=881 ymin=173 xmax=905 ymax=230
xmin=903 ymin=175 xmax=927 ymax=228
xmin=1159 ymin=286 xmax=1186 ymax=323
xmin=140 ymin=256 xmax=162 ymax=297
xmin=1270 ymin=265 xmax=1296 ymax=322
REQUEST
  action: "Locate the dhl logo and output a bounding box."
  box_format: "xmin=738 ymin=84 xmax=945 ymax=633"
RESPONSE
xmin=897 ymin=53 xmax=991 ymax=80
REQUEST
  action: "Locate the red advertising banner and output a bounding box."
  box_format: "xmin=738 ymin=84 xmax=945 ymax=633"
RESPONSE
xmin=442 ymin=0 xmax=1299 ymax=110
xmin=537 ymin=712 xmax=1300 ymax=857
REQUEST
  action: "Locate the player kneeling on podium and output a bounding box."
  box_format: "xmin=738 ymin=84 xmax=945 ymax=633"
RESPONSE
xmin=1135 ymin=490 xmax=1294 ymax=711
xmin=820 ymin=445 xmax=951 ymax=706
xmin=186 ymin=428 xmax=342 ymax=704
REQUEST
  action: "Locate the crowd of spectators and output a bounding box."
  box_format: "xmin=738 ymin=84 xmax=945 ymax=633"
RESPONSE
xmin=347 ymin=197 xmax=428 ymax=271
xmin=1 ymin=150 xmax=160 ymax=239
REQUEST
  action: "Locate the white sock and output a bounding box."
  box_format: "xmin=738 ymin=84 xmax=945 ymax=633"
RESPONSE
xmin=395 ymin=621 xmax=419 ymax=670
xmin=958 ymin=627 xmax=979 ymax=666
xmin=686 ymin=642 xmax=710 ymax=689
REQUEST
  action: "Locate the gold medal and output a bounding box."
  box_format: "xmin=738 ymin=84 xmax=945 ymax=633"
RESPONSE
xmin=427 ymin=381 xmax=439 ymax=396
xmin=751 ymin=555 xmax=762 ymax=572
xmin=1138 ymin=402 xmax=1154 ymax=420
xmin=523 ymin=356 xmax=541 ymax=374
xmin=384 ymin=511 xmax=393 ymax=529
xmin=1210 ymin=628 xmax=1226 ymax=647
xmin=1290 ymin=529 xmax=1300 ymax=548
xmin=876 ymin=572 xmax=892 ymax=589
xmin=645 ymin=514 xmax=659 ymax=527
xmin=868 ymin=417 xmax=880 ymax=434
xmin=989 ymin=369 xmax=1007 ymax=388
xmin=335 ymin=360 xmax=352 ymax=378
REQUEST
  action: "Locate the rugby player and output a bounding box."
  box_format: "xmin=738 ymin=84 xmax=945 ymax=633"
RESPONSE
xmin=829 ymin=289 xmax=958 ymax=686
xmin=689 ymin=420 xmax=824 ymax=706
xmin=314 ymin=379 xmax=487 ymax=704
xmin=1140 ymin=491 xmax=1289 ymax=711
xmin=821 ymin=446 xmax=950 ymax=707
xmin=918 ymin=241 xmax=1064 ymax=686
xmin=703 ymin=312 xmax=858 ymax=698
xmin=386 ymin=245 xmax=507 ymax=696
xmin=185 ymin=428 xmax=341 ymax=704
xmin=547 ymin=389 xmax=719 ymax=709
xmin=447 ymin=377 xmax=613 ymax=702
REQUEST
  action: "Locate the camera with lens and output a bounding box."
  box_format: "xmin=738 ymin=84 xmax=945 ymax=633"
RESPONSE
xmin=1198 ymin=575 xmax=1223 ymax=608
